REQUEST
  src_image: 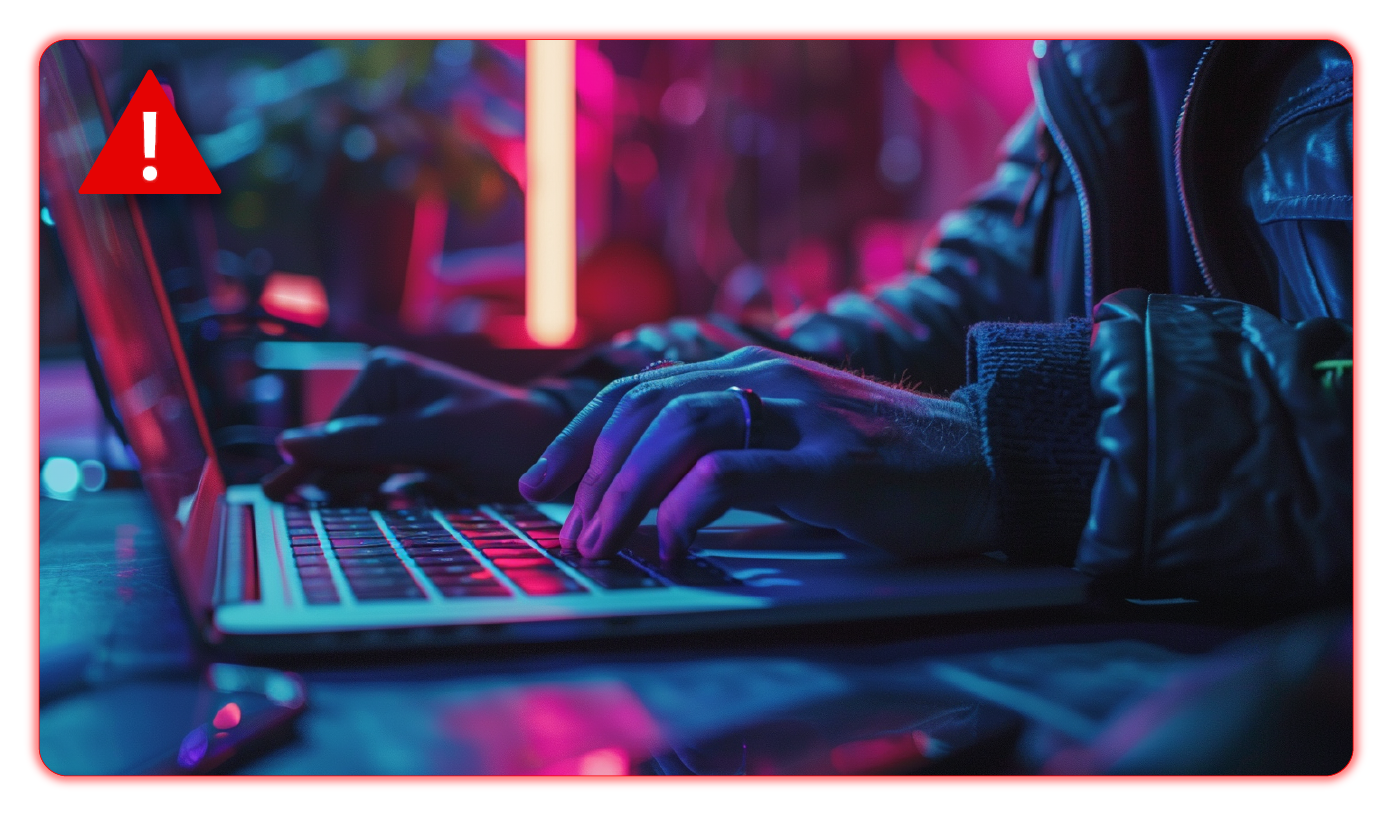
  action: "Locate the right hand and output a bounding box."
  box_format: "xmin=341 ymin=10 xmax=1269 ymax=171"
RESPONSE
xmin=261 ymin=347 xmax=571 ymax=502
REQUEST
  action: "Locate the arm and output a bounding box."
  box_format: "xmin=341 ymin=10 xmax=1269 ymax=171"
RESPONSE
xmin=1077 ymin=290 xmax=1352 ymax=607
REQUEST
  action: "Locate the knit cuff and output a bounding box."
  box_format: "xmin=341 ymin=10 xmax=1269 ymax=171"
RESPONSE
xmin=952 ymin=318 xmax=1101 ymax=564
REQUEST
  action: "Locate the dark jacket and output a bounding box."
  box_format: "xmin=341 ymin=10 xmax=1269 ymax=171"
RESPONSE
xmin=553 ymin=40 xmax=1353 ymax=607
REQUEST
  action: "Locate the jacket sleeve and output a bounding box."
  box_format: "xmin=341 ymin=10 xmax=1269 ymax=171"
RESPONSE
xmin=954 ymin=292 xmax=1351 ymax=608
xmin=1077 ymin=289 xmax=1352 ymax=607
xmin=543 ymin=107 xmax=1056 ymax=411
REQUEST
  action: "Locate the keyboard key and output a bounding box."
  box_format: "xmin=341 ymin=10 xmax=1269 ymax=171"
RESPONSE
xmin=577 ymin=566 xmax=660 ymax=590
xmin=332 ymin=546 xmax=399 ymax=559
xmin=353 ymin=586 xmax=426 ymax=601
xmin=462 ymin=531 xmax=523 ymax=541
xmin=395 ymin=537 xmax=459 ymax=548
xmin=453 ymin=523 xmax=509 ymax=531
xmin=436 ymin=584 xmax=512 ymax=598
xmin=429 ymin=578 xmax=503 ymax=592
xmin=338 ymin=561 xmax=408 ymax=574
xmin=407 ymin=555 xmax=475 ymax=567
xmin=478 ymin=546 xmax=537 ymax=558
xmin=338 ymin=563 xmax=410 ymax=577
xmin=490 ymin=556 xmax=554 ymax=569
xmin=420 ymin=564 xmax=490 ymax=577
xmin=401 ymin=544 xmax=467 ymax=555
xmin=506 ymin=571 xmax=583 ymax=596
xmin=553 ymin=552 xmax=659 ymax=589
xmin=344 ymin=573 xmax=417 ymax=589
xmin=652 ymin=557 xmax=739 ymax=587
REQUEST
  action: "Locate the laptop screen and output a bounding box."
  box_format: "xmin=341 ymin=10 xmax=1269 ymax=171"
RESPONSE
xmin=39 ymin=41 xmax=221 ymax=563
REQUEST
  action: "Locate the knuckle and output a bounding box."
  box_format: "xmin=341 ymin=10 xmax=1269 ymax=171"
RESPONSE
xmin=596 ymin=378 xmax=634 ymax=403
xmin=361 ymin=346 xmax=415 ymax=378
xmin=365 ymin=345 xmax=408 ymax=366
xmin=664 ymin=393 xmax=714 ymax=427
xmin=620 ymin=381 xmax=665 ymax=412
xmin=691 ymin=453 xmax=733 ymax=488
xmin=731 ymin=345 xmax=772 ymax=364
xmin=604 ymin=479 xmax=639 ymax=509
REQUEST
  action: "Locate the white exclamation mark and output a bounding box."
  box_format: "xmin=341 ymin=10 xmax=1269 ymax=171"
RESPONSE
xmin=142 ymin=112 xmax=157 ymax=181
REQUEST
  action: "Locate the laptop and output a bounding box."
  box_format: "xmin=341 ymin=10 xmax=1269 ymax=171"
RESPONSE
xmin=39 ymin=40 xmax=1090 ymax=654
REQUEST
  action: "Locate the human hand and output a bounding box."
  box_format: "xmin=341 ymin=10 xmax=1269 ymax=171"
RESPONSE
xmin=517 ymin=346 xmax=997 ymax=560
xmin=262 ymin=347 xmax=571 ymax=502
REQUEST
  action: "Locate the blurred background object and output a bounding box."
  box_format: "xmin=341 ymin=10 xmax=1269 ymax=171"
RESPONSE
xmin=40 ymin=38 xmax=1036 ymax=486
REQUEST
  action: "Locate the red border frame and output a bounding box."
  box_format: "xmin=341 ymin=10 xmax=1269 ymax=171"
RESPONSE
xmin=21 ymin=23 xmax=1370 ymax=785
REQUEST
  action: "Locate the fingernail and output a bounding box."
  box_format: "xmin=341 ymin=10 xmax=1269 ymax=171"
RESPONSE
xmin=519 ymin=457 xmax=547 ymax=490
xmin=560 ymin=511 xmax=583 ymax=552
xmin=279 ymin=427 xmax=312 ymax=443
xmin=578 ymin=522 xmax=604 ymax=558
xmin=261 ymin=462 xmax=310 ymax=501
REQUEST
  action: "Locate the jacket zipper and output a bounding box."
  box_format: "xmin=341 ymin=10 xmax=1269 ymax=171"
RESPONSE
xmin=1030 ymin=53 xmax=1095 ymax=310
xmin=1173 ymin=41 xmax=1221 ymax=297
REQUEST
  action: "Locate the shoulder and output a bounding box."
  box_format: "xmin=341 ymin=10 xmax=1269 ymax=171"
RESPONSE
xmin=1245 ymin=41 xmax=1353 ymax=225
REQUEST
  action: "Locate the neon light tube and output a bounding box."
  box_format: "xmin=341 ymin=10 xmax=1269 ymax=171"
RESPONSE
xmin=525 ymin=40 xmax=577 ymax=347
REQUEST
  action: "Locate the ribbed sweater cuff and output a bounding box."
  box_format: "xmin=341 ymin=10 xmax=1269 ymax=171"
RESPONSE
xmin=953 ymin=319 xmax=1101 ymax=564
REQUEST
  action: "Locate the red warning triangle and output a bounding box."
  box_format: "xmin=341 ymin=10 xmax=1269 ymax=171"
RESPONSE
xmin=80 ymin=70 xmax=221 ymax=194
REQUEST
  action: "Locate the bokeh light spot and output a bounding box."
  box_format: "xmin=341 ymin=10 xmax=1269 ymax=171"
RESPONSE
xmin=41 ymin=457 xmax=80 ymax=498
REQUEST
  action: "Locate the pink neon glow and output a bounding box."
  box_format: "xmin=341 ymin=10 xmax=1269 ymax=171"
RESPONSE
xmin=897 ymin=41 xmax=967 ymax=114
xmin=857 ymin=221 xmax=911 ymax=287
xmin=574 ymin=747 xmax=630 ymax=775
xmin=396 ymin=193 xmax=450 ymax=333
xmin=212 ymin=702 xmax=242 ymax=730
xmin=829 ymin=731 xmax=925 ymax=773
xmin=439 ymin=681 xmax=660 ymax=774
xmin=260 ymin=272 xmax=329 ymax=327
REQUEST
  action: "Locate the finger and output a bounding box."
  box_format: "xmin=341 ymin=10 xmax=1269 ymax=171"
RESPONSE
xmin=277 ymin=414 xmax=439 ymax=469
xmin=562 ymin=368 xmax=738 ymax=546
xmin=522 ymin=347 xmax=781 ymax=501
xmin=329 ymin=346 xmax=453 ymax=420
xmin=314 ymin=467 xmax=398 ymax=503
xmin=260 ymin=461 xmax=313 ymax=501
xmin=577 ymin=391 xmax=748 ymax=558
xmin=655 ymin=449 xmax=805 ymax=560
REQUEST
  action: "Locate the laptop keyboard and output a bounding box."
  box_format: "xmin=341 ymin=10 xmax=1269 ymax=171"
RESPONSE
xmin=281 ymin=503 xmax=734 ymax=604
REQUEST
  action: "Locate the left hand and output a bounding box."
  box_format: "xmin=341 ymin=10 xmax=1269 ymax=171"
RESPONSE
xmin=518 ymin=346 xmax=998 ymax=560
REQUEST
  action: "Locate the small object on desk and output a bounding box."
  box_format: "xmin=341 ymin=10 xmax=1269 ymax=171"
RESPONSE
xmin=40 ymin=664 xmax=307 ymax=775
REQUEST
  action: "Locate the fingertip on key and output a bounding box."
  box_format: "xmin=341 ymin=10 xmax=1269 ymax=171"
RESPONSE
xmin=261 ymin=461 xmax=311 ymax=502
xmin=517 ymin=456 xmax=548 ymax=499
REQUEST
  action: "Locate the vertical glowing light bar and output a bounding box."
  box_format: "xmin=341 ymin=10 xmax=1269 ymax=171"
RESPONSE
xmin=525 ymin=40 xmax=577 ymax=347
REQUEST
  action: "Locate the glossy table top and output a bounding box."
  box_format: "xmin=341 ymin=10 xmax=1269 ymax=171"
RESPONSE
xmin=39 ymin=490 xmax=1255 ymax=775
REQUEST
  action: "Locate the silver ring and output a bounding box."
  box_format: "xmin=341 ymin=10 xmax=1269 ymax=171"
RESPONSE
xmin=641 ymin=359 xmax=683 ymax=372
xmin=726 ymin=387 xmax=765 ymax=449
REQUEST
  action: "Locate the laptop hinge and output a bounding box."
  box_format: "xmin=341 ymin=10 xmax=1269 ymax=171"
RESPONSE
xmin=218 ymin=503 xmax=260 ymax=604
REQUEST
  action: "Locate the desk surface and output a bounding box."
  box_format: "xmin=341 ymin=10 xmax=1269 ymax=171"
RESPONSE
xmin=42 ymin=490 xmax=1312 ymax=775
